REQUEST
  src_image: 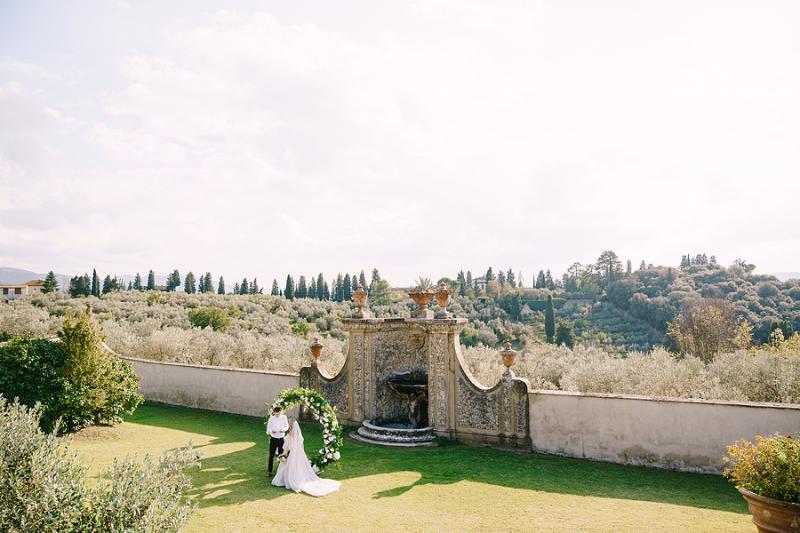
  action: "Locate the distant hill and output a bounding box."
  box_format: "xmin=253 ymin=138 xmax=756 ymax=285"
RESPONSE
xmin=772 ymin=272 xmax=800 ymax=281
xmin=0 ymin=267 xmax=69 ymax=289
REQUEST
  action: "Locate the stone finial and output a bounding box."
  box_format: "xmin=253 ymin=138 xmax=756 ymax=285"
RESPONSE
xmin=310 ymin=337 xmax=323 ymax=363
xmin=500 ymin=342 xmax=517 ymax=369
xmin=352 ymin=284 xmax=371 ymax=319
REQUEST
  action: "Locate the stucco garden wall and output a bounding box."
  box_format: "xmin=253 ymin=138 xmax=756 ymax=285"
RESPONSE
xmin=123 ymin=356 xmax=299 ymax=417
xmin=529 ymin=390 xmax=800 ymax=473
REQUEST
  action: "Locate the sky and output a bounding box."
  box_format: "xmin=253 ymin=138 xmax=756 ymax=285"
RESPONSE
xmin=1 ymin=1 xmax=799 ymax=286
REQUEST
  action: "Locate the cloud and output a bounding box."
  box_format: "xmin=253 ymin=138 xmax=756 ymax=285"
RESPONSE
xmin=0 ymin=58 xmax=60 ymax=80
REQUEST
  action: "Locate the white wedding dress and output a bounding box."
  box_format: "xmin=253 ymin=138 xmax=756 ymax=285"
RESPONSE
xmin=271 ymin=421 xmax=341 ymax=497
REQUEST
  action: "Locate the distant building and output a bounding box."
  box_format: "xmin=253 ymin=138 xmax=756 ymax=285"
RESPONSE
xmin=1 ymin=279 xmax=46 ymax=301
xmin=473 ymin=276 xmax=488 ymax=291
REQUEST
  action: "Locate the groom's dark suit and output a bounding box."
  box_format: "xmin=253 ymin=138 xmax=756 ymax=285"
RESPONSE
xmin=268 ymin=436 xmax=284 ymax=474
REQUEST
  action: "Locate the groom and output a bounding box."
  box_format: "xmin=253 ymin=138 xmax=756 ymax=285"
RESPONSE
xmin=267 ymin=406 xmax=289 ymax=476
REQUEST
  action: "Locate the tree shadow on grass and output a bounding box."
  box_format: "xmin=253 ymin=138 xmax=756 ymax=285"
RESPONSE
xmin=128 ymin=403 xmax=748 ymax=515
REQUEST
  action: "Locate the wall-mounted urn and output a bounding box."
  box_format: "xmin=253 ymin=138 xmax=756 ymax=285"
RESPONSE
xmin=352 ymin=284 xmax=371 ymax=319
xmin=310 ymin=337 xmax=323 ymax=365
xmin=434 ymin=282 xmax=453 ymax=319
xmin=500 ymin=342 xmax=517 ymax=369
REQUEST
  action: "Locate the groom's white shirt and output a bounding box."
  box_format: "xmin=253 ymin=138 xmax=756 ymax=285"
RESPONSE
xmin=267 ymin=414 xmax=289 ymax=438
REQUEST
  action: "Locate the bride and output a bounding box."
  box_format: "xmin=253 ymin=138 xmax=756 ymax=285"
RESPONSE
xmin=271 ymin=420 xmax=341 ymax=497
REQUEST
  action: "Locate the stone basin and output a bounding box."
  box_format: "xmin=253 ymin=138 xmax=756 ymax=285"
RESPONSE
xmin=350 ymin=419 xmax=436 ymax=447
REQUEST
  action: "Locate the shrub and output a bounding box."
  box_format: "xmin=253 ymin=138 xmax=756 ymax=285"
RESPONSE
xmin=0 ymin=397 xmax=200 ymax=533
xmin=724 ymin=433 xmax=800 ymax=503
xmin=188 ymin=307 xmax=232 ymax=331
xmin=0 ymin=309 xmax=142 ymax=432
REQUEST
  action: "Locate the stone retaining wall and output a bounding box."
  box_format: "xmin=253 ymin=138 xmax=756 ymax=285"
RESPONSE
xmin=529 ymin=390 xmax=800 ymax=473
xmin=122 ymin=356 xmax=299 ymax=417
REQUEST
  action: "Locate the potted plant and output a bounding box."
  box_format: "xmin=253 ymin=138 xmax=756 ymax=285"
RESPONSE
xmin=409 ymin=277 xmax=435 ymax=318
xmin=724 ymin=433 xmax=800 ymax=533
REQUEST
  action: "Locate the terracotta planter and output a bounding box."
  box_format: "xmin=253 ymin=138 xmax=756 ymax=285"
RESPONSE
xmin=310 ymin=337 xmax=323 ymax=360
xmin=351 ymin=284 xmax=371 ymax=318
xmin=738 ymin=487 xmax=800 ymax=533
xmin=499 ymin=342 xmax=517 ymax=368
xmin=409 ymin=290 xmax=435 ymax=319
xmin=434 ymin=282 xmax=453 ymax=318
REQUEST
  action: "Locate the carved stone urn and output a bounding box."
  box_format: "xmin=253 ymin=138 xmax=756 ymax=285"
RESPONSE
xmin=500 ymin=342 xmax=517 ymax=369
xmin=434 ymin=282 xmax=453 ymax=319
xmin=408 ymin=290 xmax=435 ymax=319
xmin=310 ymin=337 xmax=323 ymax=364
xmin=352 ymin=284 xmax=371 ymax=319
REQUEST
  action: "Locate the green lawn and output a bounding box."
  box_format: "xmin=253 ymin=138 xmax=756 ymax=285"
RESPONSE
xmin=69 ymin=403 xmax=751 ymax=533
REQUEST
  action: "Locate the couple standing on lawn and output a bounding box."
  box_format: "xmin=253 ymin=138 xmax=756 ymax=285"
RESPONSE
xmin=266 ymin=406 xmax=340 ymax=497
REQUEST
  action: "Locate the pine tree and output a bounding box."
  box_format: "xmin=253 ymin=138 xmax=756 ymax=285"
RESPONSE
xmin=43 ymin=271 xmax=58 ymax=293
xmin=271 ymin=279 xmax=280 ymax=296
xmin=545 ymin=269 xmax=555 ymax=289
xmin=555 ymin=321 xmax=575 ymax=348
xmin=351 ymin=274 xmax=359 ymax=294
xmin=497 ymin=270 xmax=506 ymax=286
xmin=240 ymin=278 xmax=249 ymax=295
xmin=358 ymin=271 xmax=367 ymax=290
xmin=309 ymin=277 xmax=317 ymax=299
xmin=371 ymin=269 xmax=381 ymax=285
xmin=81 ymin=273 xmax=90 ymax=296
xmin=485 ymin=267 xmax=494 ymax=281
xmin=317 ymin=273 xmax=325 ymax=299
xmin=343 ymin=274 xmax=352 ymax=301
xmin=323 ymin=281 xmax=330 ymax=300
xmin=233 ymin=282 xmax=240 ymax=294
xmin=184 ymin=272 xmax=196 ymax=293
xmin=102 ymin=275 xmax=114 ymax=294
xmin=545 ymin=294 xmax=556 ymax=343
xmin=147 ymin=270 xmax=156 ymax=290
xmin=204 ymin=272 xmax=213 ymax=294
xmin=167 ymin=270 xmax=181 ymax=291
xmin=133 ymin=272 xmax=142 ymax=291
xmin=284 ymin=275 xmax=294 ymax=300
xmin=218 ymin=276 xmax=225 ymax=294
xmin=536 ymin=270 xmax=546 ymax=289
xmin=91 ymin=269 xmax=100 ymax=297
xmin=251 ymin=278 xmax=259 ymax=294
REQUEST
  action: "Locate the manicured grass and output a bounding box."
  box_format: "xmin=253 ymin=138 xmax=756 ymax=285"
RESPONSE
xmin=70 ymin=403 xmax=750 ymax=533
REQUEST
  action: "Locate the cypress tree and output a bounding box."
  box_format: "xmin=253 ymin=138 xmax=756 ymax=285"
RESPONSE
xmin=218 ymin=276 xmax=225 ymax=294
xmin=81 ymin=274 xmax=90 ymax=296
xmin=358 ymin=271 xmax=367 ymax=290
xmin=147 ymin=270 xmax=156 ymax=290
xmin=371 ymin=269 xmax=381 ymax=285
xmin=457 ymin=271 xmax=467 ymax=296
xmin=506 ymin=269 xmax=516 ymax=288
xmin=545 ymin=294 xmax=556 ymax=343
xmin=91 ymin=269 xmax=100 ymax=297
xmin=545 ymin=269 xmax=555 ymax=289
xmin=184 ymin=272 xmax=196 ymax=293
xmin=297 ymin=276 xmax=307 ymax=298
xmin=335 ymin=274 xmax=344 ymax=302
xmin=133 ymin=273 xmax=142 ymax=291
xmin=498 ymin=270 xmax=506 ymax=286
xmin=271 ymin=279 xmax=280 ymax=296
xmin=536 ymin=270 xmax=546 ymax=289
xmin=466 ymin=271 xmax=473 ymax=291
xmin=351 ymin=274 xmax=359 ymax=294
xmin=43 ymin=271 xmax=58 ymax=293
xmin=485 ymin=267 xmax=494 ymax=281
xmin=343 ymin=274 xmax=352 ymax=301
xmin=167 ymin=270 xmax=181 ymax=291
xmin=240 ymin=278 xmax=249 ymax=295
xmin=251 ymin=278 xmax=259 ymax=294
xmin=309 ymin=277 xmax=317 ymax=299
xmin=126 ymin=280 xmax=132 ymax=291
xmin=316 ymin=273 xmax=325 ymax=299
xmin=323 ymin=281 xmax=330 ymax=300
xmin=205 ymin=272 xmax=213 ymax=293
xmin=285 ymin=275 xmax=294 ymax=300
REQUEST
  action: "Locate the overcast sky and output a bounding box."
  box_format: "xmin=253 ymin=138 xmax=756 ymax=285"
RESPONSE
xmin=1 ymin=1 xmax=799 ymax=286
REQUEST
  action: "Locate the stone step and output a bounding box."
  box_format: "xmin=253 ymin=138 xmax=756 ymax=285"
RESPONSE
xmin=348 ymin=420 xmax=437 ymax=447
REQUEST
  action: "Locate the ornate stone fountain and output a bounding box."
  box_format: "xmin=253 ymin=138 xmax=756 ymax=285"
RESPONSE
xmin=300 ymin=280 xmax=531 ymax=450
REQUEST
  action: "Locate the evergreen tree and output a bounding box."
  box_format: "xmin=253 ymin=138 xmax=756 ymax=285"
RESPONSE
xmin=184 ymin=272 xmax=196 ymax=293
xmin=251 ymin=278 xmax=259 ymax=294
xmin=506 ymin=269 xmax=516 ymax=288
xmin=133 ymin=272 xmax=142 ymax=291
xmin=369 ymin=279 xmax=393 ymax=305
xmin=309 ymin=277 xmax=317 ymax=299
xmin=323 ymin=281 xmax=330 ymax=300
xmin=545 ymin=294 xmax=556 ymax=343
xmin=147 ymin=270 xmax=156 ymax=290
xmin=233 ymin=282 xmax=240 ymax=294
xmin=218 ymin=276 xmax=225 ymax=294
xmin=102 ymin=275 xmax=114 ymax=294
xmin=626 ymin=260 xmax=632 ymax=276
xmin=335 ymin=274 xmax=344 ymax=302
xmin=240 ymin=278 xmax=249 ymax=295
xmin=167 ymin=270 xmax=181 ymax=291
xmin=343 ymin=274 xmax=352 ymax=301
xmin=358 ymin=271 xmax=367 ymax=290
xmin=317 ymin=273 xmax=325 ymax=299
xmin=68 ymin=275 xmax=82 ymax=297
xmin=297 ymin=276 xmax=307 ymax=298
xmin=457 ymin=271 xmax=467 ymax=296
xmin=555 ymin=321 xmax=575 ymax=348
xmin=596 ymin=250 xmax=623 ymax=285
xmin=497 ymin=270 xmax=506 ymax=286
xmin=536 ymin=270 xmax=546 ymax=289
xmin=485 ymin=267 xmax=495 ymax=281
xmin=466 ymin=271 xmax=473 ymax=291
xmin=91 ymin=269 xmax=100 ymax=297
xmin=545 ymin=269 xmax=555 ymax=289
xmin=126 ymin=280 xmax=133 ymax=291
xmin=271 ymin=279 xmax=280 ymax=296
xmin=43 ymin=271 xmax=58 ymax=293
xmin=351 ymin=274 xmax=359 ymax=294
xmin=284 ymin=275 xmax=294 ymax=300
xmin=639 ymin=260 xmax=646 ymax=271
xmin=204 ymin=272 xmax=213 ymax=294
xmin=371 ymin=269 xmax=381 ymax=285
